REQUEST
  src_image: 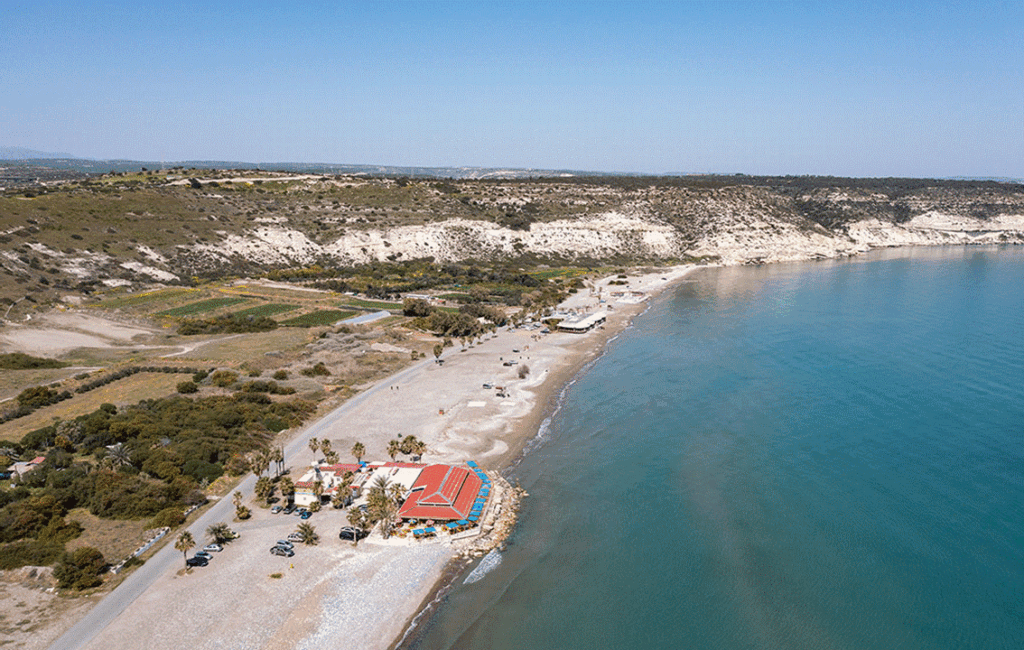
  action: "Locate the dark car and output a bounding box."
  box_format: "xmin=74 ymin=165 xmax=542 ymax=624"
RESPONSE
xmin=339 ymin=526 xmax=368 ymax=541
xmin=194 ymin=550 xmax=213 ymax=561
xmin=283 ymin=505 xmax=296 ymax=515
xmin=300 ymin=510 xmax=312 ymax=519
xmin=270 ymin=546 xmax=294 ymax=557
xmin=186 ymin=556 xmax=209 ymax=567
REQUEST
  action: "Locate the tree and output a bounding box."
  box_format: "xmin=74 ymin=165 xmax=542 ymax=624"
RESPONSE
xmin=272 ymin=446 xmax=284 ymax=477
xmin=232 ymin=491 xmax=243 ymax=509
xmin=308 ymin=437 xmax=320 ymax=459
xmin=346 ymin=509 xmax=369 ymax=545
xmin=387 ymin=439 xmax=401 ymax=461
xmin=433 ymin=343 xmax=443 ymax=360
xmin=399 ymin=435 xmax=420 ymax=456
xmin=235 ymin=504 xmax=251 ymax=520
xmin=324 ymin=450 xmax=339 ymax=464
xmin=107 ymin=443 xmax=132 ymax=469
xmin=312 ymin=478 xmax=324 ymax=505
xmin=296 ymin=522 xmax=319 ymax=545
xmin=175 ymin=531 xmax=195 ymax=568
xmin=54 ymin=547 xmax=106 ymax=590
xmin=255 ymin=476 xmax=274 ymax=504
xmin=351 ymin=441 xmax=365 ymax=464
xmin=279 ymin=476 xmax=295 ymax=504
xmin=207 ymin=522 xmax=234 ymax=544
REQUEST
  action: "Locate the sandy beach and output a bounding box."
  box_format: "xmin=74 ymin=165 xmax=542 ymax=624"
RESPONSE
xmin=50 ymin=264 xmax=699 ymax=650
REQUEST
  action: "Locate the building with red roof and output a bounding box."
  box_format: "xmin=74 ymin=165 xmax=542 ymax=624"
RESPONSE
xmin=398 ymin=464 xmax=483 ymax=521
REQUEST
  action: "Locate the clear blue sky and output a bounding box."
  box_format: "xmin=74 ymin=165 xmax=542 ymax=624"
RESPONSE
xmin=3 ymin=1 xmax=1021 ymax=177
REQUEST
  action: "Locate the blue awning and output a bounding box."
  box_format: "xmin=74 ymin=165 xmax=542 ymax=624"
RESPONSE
xmin=467 ymin=461 xmax=479 ymax=468
xmin=467 ymin=515 xmax=479 ymax=521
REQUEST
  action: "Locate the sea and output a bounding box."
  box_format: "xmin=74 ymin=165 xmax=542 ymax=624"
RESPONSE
xmin=401 ymin=246 xmax=1024 ymax=650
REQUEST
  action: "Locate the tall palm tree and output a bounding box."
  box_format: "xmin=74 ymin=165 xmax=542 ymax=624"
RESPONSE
xmin=272 ymin=446 xmax=284 ymax=477
xmin=175 ymin=531 xmax=195 ymax=567
xmin=255 ymin=476 xmax=274 ymax=504
xmin=232 ymin=491 xmax=243 ymax=509
xmin=279 ymin=476 xmax=295 ymax=505
xmin=387 ymin=439 xmax=401 ymax=462
xmin=308 ymin=437 xmax=320 ymax=460
xmin=346 ymin=509 xmax=368 ymax=545
xmin=351 ymin=441 xmax=365 ymax=464
xmin=312 ymin=479 xmax=324 ymax=505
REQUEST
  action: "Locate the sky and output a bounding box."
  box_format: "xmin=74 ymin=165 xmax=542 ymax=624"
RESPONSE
xmin=2 ymin=1 xmax=1022 ymax=177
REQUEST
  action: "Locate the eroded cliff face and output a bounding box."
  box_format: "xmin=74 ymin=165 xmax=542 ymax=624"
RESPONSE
xmin=6 ymin=176 xmax=1024 ymax=300
xmin=173 ymin=183 xmax=1024 ymax=272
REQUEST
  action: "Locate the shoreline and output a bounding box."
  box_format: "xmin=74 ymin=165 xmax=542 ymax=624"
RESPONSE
xmin=386 ymin=264 xmax=700 ymax=649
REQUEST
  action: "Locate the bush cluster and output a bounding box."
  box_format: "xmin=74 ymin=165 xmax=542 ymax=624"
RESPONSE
xmin=177 ymin=314 xmax=277 ymax=335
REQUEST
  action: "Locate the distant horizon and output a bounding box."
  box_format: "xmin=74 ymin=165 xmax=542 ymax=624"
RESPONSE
xmin=4 ymin=145 xmax=1023 ymax=183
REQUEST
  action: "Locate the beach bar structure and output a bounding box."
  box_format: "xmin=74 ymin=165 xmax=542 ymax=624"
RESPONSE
xmin=398 ymin=464 xmax=484 ymax=522
xmin=558 ymin=311 xmax=607 ymax=333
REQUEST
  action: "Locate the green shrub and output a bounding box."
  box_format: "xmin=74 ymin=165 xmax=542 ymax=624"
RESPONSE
xmin=53 ymin=546 xmax=106 ymax=590
xmin=176 ymin=380 xmax=198 ymax=394
xmin=149 ymin=507 xmax=186 ymax=529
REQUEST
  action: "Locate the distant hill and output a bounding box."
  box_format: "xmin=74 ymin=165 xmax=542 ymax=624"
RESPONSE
xmin=0 ymin=146 xmax=80 ymax=160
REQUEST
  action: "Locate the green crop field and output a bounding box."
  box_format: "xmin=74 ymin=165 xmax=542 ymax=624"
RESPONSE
xmin=157 ymin=297 xmax=249 ymax=317
xmin=229 ymin=303 xmax=300 ymax=319
xmin=281 ymin=310 xmax=357 ymax=327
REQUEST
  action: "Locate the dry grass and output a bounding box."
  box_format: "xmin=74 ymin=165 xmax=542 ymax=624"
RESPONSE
xmin=175 ymin=328 xmax=311 ymax=365
xmin=0 ymin=373 xmax=184 ymax=441
xmin=64 ymin=509 xmax=154 ymax=562
xmin=0 ymin=367 xmax=95 ymax=402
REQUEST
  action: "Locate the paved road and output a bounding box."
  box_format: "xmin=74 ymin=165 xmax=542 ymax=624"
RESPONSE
xmin=48 ymin=355 xmax=442 ymax=650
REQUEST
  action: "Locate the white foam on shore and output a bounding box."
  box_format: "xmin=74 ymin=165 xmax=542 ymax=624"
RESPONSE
xmin=463 ymin=548 xmax=503 ymax=585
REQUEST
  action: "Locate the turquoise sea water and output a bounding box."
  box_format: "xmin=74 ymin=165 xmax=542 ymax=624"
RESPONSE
xmin=404 ymin=247 xmax=1024 ymax=650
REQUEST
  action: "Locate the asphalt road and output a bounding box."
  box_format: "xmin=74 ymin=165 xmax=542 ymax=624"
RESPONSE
xmin=48 ymin=355 xmax=440 ymax=650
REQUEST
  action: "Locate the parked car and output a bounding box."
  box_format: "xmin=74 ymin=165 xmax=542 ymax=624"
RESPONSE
xmin=512 ymin=348 xmax=520 ymax=353
xmin=339 ymin=526 xmax=368 ymax=541
xmin=270 ymin=546 xmax=294 ymax=557
xmin=294 ymin=508 xmax=308 ymax=517
xmin=482 ymin=383 xmax=493 ymax=389
xmin=276 ymin=540 xmax=294 ymax=550
xmin=271 ymin=505 xmax=282 ymax=514
xmin=186 ymin=556 xmax=208 ymax=567
xmin=194 ymin=551 xmax=213 ymax=561
xmin=283 ymin=505 xmax=296 ymax=515
xmin=202 ymin=544 xmax=223 ymax=553
xmin=286 ymin=532 xmax=304 ymax=542
xmin=300 ymin=510 xmax=312 ymax=519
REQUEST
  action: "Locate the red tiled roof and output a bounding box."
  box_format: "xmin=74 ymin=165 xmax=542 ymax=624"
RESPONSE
xmin=319 ymin=463 xmax=362 ymax=474
xmin=398 ymin=464 xmax=482 ymax=521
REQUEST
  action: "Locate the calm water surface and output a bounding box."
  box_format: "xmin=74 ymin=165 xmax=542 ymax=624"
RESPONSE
xmin=405 ymin=247 xmax=1024 ymax=650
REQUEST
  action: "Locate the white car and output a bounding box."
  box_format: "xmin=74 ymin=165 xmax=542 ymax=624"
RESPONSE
xmin=202 ymin=544 xmax=223 ymax=553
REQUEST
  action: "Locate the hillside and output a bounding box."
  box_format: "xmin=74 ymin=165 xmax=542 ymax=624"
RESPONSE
xmin=2 ymin=169 xmax=1023 ymax=316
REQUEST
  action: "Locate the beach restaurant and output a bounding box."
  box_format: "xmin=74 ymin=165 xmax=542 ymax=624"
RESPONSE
xmin=399 ymin=463 xmax=487 ymax=523
xmin=558 ymin=311 xmax=607 ymax=333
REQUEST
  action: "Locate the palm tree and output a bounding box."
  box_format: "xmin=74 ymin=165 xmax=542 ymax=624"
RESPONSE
xmin=107 ymin=443 xmax=132 ymax=468
xmin=351 ymin=441 xmax=365 ymax=464
xmin=308 ymin=437 xmax=320 ymax=460
xmin=387 ymin=439 xmax=401 ymax=462
xmin=296 ymin=522 xmax=319 ymax=546
xmin=207 ymin=522 xmax=233 ymax=544
xmin=255 ymin=476 xmax=274 ymax=504
xmin=175 ymin=531 xmax=195 ymax=568
xmin=399 ymin=435 xmax=418 ymax=456
xmin=232 ymin=491 xmax=243 ymax=509
xmin=320 ymin=439 xmax=333 ymax=457
xmin=272 ymin=446 xmax=284 ymax=477
xmin=279 ymin=476 xmax=295 ymax=505
xmin=346 ymin=509 xmax=368 ymax=545
xmin=312 ymin=479 xmax=324 ymax=506
xmin=324 ymin=450 xmax=339 ymax=464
